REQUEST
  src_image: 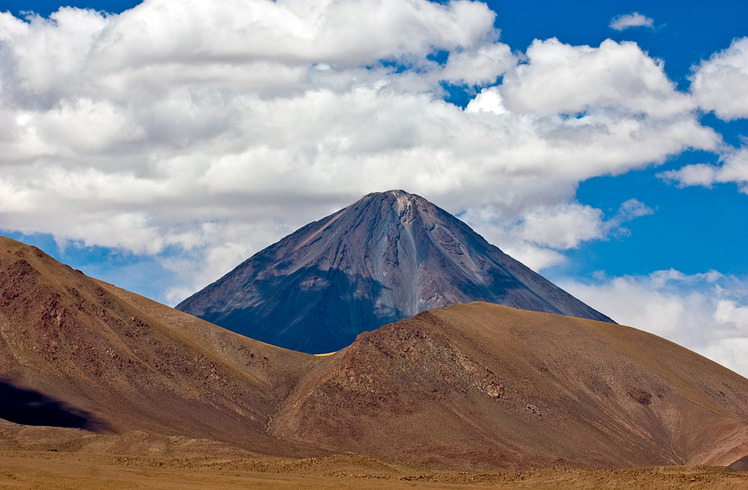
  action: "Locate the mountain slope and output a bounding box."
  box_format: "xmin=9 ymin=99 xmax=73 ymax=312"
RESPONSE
xmin=271 ymin=302 xmax=748 ymax=469
xmin=0 ymin=236 xmax=319 ymax=457
xmin=177 ymin=190 xmax=612 ymax=353
xmin=3 ymin=236 xmax=746 ymax=470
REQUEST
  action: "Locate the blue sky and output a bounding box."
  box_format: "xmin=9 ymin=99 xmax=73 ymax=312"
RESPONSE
xmin=1 ymin=0 xmax=747 ymax=375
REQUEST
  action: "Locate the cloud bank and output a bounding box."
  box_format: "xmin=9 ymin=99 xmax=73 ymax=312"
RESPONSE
xmin=0 ymin=2 xmax=718 ymax=279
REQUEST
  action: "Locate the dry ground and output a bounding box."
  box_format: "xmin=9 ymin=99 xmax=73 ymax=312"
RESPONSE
xmin=3 ymin=235 xmax=748 ymax=487
xmin=0 ymin=450 xmax=747 ymax=489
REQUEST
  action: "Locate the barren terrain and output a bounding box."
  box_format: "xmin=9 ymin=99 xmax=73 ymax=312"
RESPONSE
xmin=2 ymin=235 xmax=748 ymax=487
xmin=1 ymin=447 xmax=746 ymax=489
xmin=272 ymin=304 xmax=748 ymax=468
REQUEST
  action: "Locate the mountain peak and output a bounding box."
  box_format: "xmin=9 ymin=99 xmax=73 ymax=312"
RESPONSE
xmin=365 ymin=189 xmax=417 ymax=199
xmin=351 ymin=191 xmax=431 ymax=229
xmin=177 ymin=191 xmax=613 ymax=353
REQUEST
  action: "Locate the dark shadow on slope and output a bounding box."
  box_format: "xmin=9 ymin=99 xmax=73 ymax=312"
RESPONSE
xmin=0 ymin=380 xmax=108 ymax=432
xmin=203 ymin=266 xmax=401 ymax=354
xmin=731 ymin=455 xmax=748 ymax=472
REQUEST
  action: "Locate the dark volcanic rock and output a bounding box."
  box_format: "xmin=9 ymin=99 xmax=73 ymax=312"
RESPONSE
xmin=177 ymin=190 xmax=613 ymax=353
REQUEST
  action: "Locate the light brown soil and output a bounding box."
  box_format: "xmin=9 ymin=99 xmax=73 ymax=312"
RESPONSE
xmin=1 ymin=449 xmax=747 ymax=489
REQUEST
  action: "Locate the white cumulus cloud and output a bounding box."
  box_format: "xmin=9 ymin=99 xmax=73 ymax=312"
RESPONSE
xmin=609 ymin=12 xmax=654 ymax=31
xmin=498 ymin=38 xmax=692 ymax=119
xmin=461 ymin=199 xmax=654 ymax=272
xmin=660 ymin=145 xmax=748 ymax=194
xmin=691 ymin=37 xmax=748 ymax=121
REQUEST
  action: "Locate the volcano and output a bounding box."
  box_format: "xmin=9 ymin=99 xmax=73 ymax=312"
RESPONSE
xmin=177 ymin=190 xmax=612 ymax=353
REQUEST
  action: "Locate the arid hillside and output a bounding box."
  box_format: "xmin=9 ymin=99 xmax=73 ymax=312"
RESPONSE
xmin=1 ymin=235 xmax=747 ymax=475
xmin=0 ymin=236 xmax=319 ymax=457
xmin=271 ymin=303 xmax=748 ymax=469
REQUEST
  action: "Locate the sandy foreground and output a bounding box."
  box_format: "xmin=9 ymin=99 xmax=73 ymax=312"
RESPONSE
xmin=0 ymin=450 xmax=746 ymax=489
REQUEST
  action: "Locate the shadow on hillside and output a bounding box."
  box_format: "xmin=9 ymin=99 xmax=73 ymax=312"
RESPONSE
xmin=207 ymin=266 xmax=402 ymax=354
xmin=0 ymin=380 xmax=108 ymax=432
